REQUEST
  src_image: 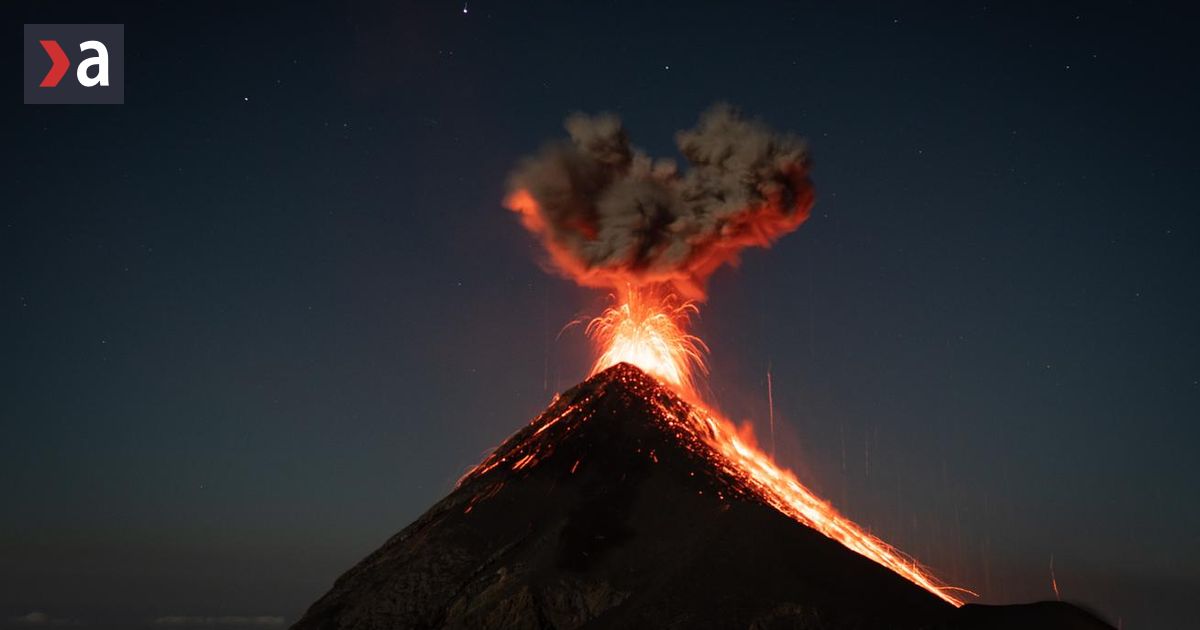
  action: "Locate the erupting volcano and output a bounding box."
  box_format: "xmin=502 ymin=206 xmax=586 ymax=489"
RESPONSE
xmin=501 ymin=105 xmax=965 ymax=605
xmin=293 ymin=107 xmax=1115 ymax=630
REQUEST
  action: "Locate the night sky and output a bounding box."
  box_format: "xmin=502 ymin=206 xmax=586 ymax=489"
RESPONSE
xmin=6 ymin=2 xmax=1200 ymax=628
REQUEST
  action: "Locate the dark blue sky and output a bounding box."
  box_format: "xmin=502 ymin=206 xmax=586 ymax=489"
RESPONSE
xmin=5 ymin=2 xmax=1199 ymax=628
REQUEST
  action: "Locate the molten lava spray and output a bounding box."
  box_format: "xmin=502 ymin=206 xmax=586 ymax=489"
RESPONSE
xmin=506 ymin=106 xmax=968 ymax=606
xmin=587 ymin=287 xmax=707 ymax=399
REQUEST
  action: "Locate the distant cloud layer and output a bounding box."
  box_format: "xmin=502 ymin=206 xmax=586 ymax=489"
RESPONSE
xmin=152 ymin=617 xmax=285 ymax=627
xmin=7 ymin=612 xmax=285 ymax=628
xmin=9 ymin=612 xmax=79 ymax=626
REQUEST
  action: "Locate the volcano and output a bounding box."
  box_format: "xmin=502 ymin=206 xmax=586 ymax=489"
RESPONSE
xmin=293 ymin=364 xmax=1113 ymax=630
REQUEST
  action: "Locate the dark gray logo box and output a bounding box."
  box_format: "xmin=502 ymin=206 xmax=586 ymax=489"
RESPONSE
xmin=24 ymin=24 xmax=124 ymax=104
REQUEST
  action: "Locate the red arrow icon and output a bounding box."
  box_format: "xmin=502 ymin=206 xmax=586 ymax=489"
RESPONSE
xmin=38 ymin=40 xmax=69 ymax=87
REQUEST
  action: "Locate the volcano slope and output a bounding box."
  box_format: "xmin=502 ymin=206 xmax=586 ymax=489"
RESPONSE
xmin=293 ymin=363 xmax=1114 ymax=630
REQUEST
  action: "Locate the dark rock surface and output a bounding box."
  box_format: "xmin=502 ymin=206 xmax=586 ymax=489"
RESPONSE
xmin=293 ymin=364 xmax=1114 ymax=630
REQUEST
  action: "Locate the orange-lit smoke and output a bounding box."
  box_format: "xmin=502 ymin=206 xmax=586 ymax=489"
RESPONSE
xmin=504 ymin=105 xmax=813 ymax=299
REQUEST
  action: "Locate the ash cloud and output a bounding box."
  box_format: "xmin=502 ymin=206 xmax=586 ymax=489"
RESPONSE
xmin=506 ymin=105 xmax=813 ymax=298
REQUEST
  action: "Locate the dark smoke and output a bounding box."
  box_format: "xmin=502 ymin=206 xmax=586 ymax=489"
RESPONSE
xmin=506 ymin=105 xmax=814 ymax=298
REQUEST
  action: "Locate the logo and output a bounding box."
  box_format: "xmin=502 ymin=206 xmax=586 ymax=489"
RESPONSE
xmin=24 ymin=24 xmax=124 ymax=104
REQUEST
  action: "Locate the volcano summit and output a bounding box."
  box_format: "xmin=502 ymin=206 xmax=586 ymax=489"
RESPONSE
xmin=293 ymin=364 xmax=1112 ymax=630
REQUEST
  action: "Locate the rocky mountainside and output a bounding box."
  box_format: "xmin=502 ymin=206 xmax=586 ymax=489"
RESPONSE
xmin=293 ymin=363 xmax=1113 ymax=630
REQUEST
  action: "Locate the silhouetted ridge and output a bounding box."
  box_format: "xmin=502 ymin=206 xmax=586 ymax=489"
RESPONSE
xmin=292 ymin=363 xmax=1115 ymax=630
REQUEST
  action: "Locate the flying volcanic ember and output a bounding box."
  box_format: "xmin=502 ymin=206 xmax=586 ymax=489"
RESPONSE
xmin=504 ymin=106 xmax=970 ymax=607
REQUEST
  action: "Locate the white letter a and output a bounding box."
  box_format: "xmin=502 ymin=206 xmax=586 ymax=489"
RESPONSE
xmin=77 ymin=41 xmax=109 ymax=87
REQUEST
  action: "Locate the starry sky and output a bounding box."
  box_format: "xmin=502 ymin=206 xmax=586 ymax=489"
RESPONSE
xmin=5 ymin=2 xmax=1199 ymax=628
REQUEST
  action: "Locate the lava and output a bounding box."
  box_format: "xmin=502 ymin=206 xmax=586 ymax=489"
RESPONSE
xmin=585 ymin=288 xmax=970 ymax=607
xmin=587 ymin=287 xmax=708 ymax=399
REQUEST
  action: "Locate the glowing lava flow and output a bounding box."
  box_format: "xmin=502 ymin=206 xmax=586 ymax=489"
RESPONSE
xmin=588 ymin=288 xmax=970 ymax=607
